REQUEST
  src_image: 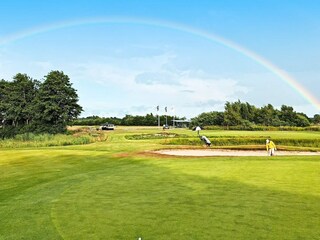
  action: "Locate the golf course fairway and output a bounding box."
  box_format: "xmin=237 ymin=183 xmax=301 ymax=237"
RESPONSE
xmin=0 ymin=127 xmax=319 ymax=239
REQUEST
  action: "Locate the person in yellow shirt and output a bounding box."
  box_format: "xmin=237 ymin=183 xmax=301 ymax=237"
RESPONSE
xmin=266 ymin=139 xmax=277 ymax=156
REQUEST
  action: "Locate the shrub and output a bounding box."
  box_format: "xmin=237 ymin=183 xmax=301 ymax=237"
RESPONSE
xmin=0 ymin=131 xmax=107 ymax=148
xmin=203 ymin=125 xmax=320 ymax=131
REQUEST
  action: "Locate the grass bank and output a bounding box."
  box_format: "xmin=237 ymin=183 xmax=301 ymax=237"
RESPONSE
xmin=0 ymin=127 xmax=107 ymax=148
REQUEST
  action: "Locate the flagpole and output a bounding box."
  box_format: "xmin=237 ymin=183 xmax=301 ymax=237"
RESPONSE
xmin=165 ymin=106 xmax=168 ymax=126
xmin=171 ymin=106 xmax=175 ymax=128
xmin=157 ymin=105 xmax=160 ymax=128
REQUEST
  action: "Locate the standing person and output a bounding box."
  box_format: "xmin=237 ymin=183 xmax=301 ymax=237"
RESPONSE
xmin=266 ymin=139 xmax=277 ymax=156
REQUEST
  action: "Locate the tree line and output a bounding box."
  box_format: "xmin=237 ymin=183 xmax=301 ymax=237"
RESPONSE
xmin=73 ymin=114 xmax=182 ymax=126
xmin=1 ymin=70 xmax=319 ymax=138
xmin=74 ymin=100 xmax=319 ymax=129
xmin=191 ymin=100 xmax=320 ymax=128
xmin=0 ymin=71 xmax=82 ymax=138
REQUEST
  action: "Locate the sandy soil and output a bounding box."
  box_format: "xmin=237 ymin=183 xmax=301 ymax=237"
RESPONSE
xmin=155 ymin=149 xmax=320 ymax=157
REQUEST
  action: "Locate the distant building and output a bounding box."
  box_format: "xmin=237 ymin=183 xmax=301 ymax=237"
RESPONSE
xmin=172 ymin=120 xmax=191 ymax=128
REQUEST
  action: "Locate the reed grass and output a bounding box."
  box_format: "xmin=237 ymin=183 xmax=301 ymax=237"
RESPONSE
xmin=0 ymin=130 xmax=107 ymax=148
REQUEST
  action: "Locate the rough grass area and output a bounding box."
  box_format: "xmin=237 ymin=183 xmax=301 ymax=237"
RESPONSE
xmin=126 ymin=130 xmax=320 ymax=149
xmin=0 ymin=127 xmax=319 ymax=239
xmin=0 ymin=128 xmax=107 ymax=148
xmin=125 ymin=132 xmax=187 ymax=140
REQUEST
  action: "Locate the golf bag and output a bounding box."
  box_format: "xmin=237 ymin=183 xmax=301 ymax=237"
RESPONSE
xmin=200 ymin=136 xmax=211 ymax=147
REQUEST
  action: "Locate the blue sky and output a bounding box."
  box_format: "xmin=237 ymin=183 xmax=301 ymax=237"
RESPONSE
xmin=0 ymin=0 xmax=319 ymax=118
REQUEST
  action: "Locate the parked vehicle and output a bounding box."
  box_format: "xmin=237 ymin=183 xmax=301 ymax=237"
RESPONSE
xmin=163 ymin=124 xmax=169 ymax=130
xmin=99 ymin=123 xmax=115 ymax=130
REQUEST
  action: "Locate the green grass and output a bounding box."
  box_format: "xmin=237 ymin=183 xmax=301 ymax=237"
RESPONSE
xmin=0 ymin=127 xmax=319 ymax=239
xmin=127 ymin=129 xmax=320 ymax=150
xmin=0 ymin=129 xmax=107 ymax=148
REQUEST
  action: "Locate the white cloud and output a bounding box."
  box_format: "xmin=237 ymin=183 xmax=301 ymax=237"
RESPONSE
xmin=65 ymin=52 xmax=249 ymax=118
xmin=0 ymin=49 xmax=250 ymax=118
xmin=69 ymin=52 xmax=176 ymax=87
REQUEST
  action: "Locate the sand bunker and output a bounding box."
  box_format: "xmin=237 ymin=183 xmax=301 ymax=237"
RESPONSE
xmin=155 ymin=149 xmax=320 ymax=157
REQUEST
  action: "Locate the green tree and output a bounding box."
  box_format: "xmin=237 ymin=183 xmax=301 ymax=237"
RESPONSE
xmin=246 ymin=102 xmax=258 ymax=123
xmin=12 ymin=74 xmax=39 ymax=126
xmin=294 ymin=114 xmax=310 ymax=127
xmin=223 ymin=101 xmax=243 ymax=126
xmin=33 ymin=71 xmax=82 ymax=133
xmin=0 ymin=74 xmax=38 ymax=128
xmin=191 ymin=111 xmax=224 ymax=127
xmin=0 ymin=79 xmax=9 ymax=126
xmin=145 ymin=113 xmax=157 ymax=126
xmin=313 ymin=114 xmax=320 ymax=124
xmin=257 ymin=104 xmax=276 ymax=126
xmin=279 ymin=105 xmax=296 ymax=125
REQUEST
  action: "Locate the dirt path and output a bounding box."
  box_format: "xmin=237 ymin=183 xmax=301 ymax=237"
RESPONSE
xmin=155 ymin=149 xmax=320 ymax=157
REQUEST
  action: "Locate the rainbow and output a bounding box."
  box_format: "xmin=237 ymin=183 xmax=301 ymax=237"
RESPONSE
xmin=0 ymin=17 xmax=319 ymax=110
